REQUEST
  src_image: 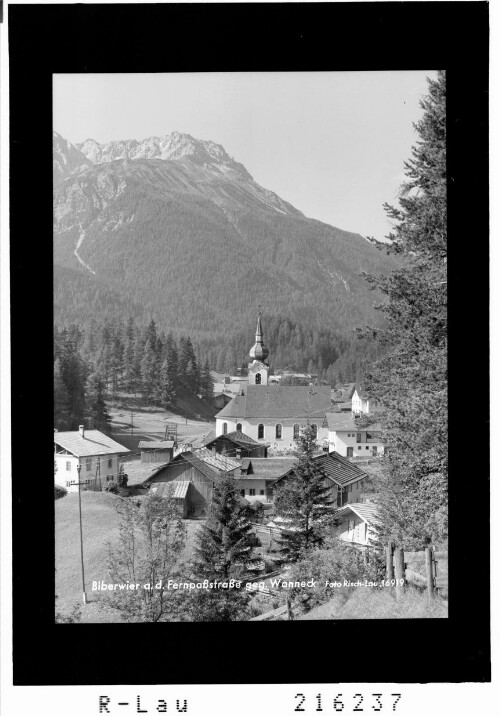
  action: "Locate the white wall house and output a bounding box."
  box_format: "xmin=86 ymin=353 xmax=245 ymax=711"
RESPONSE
xmin=351 ymin=386 xmax=376 ymax=415
xmin=335 ymin=502 xmax=381 ymax=549
xmin=326 ymin=413 xmax=385 ymax=458
xmin=54 ymin=426 xmax=130 ymax=492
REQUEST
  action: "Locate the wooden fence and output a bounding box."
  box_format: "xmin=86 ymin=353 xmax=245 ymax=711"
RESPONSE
xmin=386 ymin=543 xmax=448 ymax=599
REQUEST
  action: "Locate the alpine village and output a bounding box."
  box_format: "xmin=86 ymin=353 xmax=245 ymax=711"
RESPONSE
xmin=54 ymin=73 xmax=448 ymax=623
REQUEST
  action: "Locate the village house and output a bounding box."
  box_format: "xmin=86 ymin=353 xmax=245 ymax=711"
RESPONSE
xmin=215 ymin=314 xmax=331 ymax=449
xmin=351 ymin=384 xmax=377 ymax=415
xmin=54 ymin=426 xmax=130 ymax=492
xmin=138 ymin=440 xmax=175 ymax=464
xmin=236 ymin=456 xmax=295 ymax=503
xmin=334 ymin=502 xmax=381 ymax=550
xmin=213 ymin=393 xmax=233 ymax=410
xmin=203 ymin=430 xmax=268 ymax=458
xmin=273 ymin=451 xmax=369 ymax=508
xmin=325 ymin=412 xmax=385 ymax=458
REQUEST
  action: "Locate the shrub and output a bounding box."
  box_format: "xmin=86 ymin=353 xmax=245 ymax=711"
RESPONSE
xmin=105 ymin=481 xmax=119 ymax=494
xmin=285 ymin=540 xmax=386 ymax=614
xmin=54 ymin=485 xmax=68 ymax=500
xmin=118 ymin=472 xmax=129 ymax=488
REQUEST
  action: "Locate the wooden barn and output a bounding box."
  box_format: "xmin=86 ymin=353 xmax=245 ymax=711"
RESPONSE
xmin=203 ymin=430 xmax=268 ymax=459
xmin=142 ymin=448 xmax=242 ymax=518
xmin=138 ymin=440 xmax=175 ymax=464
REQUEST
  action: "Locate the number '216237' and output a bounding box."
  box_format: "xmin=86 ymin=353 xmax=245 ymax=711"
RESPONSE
xmin=294 ymin=693 xmax=402 ymax=712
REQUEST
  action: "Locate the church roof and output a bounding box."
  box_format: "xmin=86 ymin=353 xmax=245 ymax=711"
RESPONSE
xmin=215 ymin=385 xmax=331 ymax=420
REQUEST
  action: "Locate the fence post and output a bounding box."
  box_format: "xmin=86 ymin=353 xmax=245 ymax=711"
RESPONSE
xmin=386 ymin=541 xmax=394 ymax=580
xmin=394 ymin=547 xmax=405 ymax=600
xmin=425 ymin=546 xmax=434 ymax=600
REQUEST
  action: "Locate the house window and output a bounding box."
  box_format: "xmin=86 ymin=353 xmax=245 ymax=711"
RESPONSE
xmin=86 ymin=457 xmax=92 ymax=471
xmin=358 ymin=446 xmax=362 ymax=450
xmin=366 ymin=446 xmax=369 ymax=450
xmin=236 ymin=423 xmax=242 ymax=432
xmin=293 ymin=424 xmax=300 ymax=439
xmin=311 ymin=424 xmax=317 ymax=439
xmin=258 ymin=424 xmax=264 ymax=439
xmin=66 ymin=461 xmax=71 ymax=471
xmin=108 ymin=458 xmax=113 ymax=468
xmin=223 ymin=423 xmax=228 ymax=435
xmin=240 ymin=489 xmax=245 ymax=497
xmin=249 ymin=489 xmax=256 ymax=496
xmin=348 ymin=520 xmax=354 ymax=532
xmin=260 ymin=490 xmax=264 ymax=495
xmin=255 ymin=373 xmax=261 ymax=384
xmin=275 ymin=424 xmax=282 ymax=439
xmin=356 ymin=433 xmax=361 ymax=443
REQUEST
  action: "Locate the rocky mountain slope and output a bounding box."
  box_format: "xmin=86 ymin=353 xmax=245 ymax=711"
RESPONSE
xmin=53 ymin=130 xmax=396 ymax=338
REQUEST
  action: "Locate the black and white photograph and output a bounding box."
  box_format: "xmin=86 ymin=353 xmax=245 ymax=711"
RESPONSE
xmin=6 ymin=0 xmax=491 ymax=701
xmin=52 ymin=69 xmax=449 ymax=624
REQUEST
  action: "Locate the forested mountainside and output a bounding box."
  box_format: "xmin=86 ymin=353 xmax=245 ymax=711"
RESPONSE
xmin=53 ymin=131 xmax=397 ymax=374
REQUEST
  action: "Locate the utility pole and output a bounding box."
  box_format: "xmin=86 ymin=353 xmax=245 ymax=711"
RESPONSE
xmin=67 ymin=463 xmax=89 ymax=605
xmin=131 ymin=409 xmax=134 ymax=437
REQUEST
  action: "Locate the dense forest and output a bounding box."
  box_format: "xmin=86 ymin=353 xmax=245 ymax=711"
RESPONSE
xmin=54 ymin=313 xmax=383 ymax=430
xmin=54 ymin=319 xmax=214 ymax=431
xmin=53 ymin=143 xmax=398 ymax=342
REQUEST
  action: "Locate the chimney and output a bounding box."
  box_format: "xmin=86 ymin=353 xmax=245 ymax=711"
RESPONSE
xmin=236 ymin=448 xmax=241 ymax=460
xmin=79 ymin=425 xmax=85 ymax=438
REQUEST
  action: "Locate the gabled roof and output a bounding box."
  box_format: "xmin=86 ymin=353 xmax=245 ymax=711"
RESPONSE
xmin=238 ymin=457 xmax=297 ymax=480
xmin=204 ymin=430 xmax=261 ymax=450
xmin=274 ymin=451 xmax=368 ymax=487
xmin=54 ymin=430 xmax=130 ymax=457
xmin=325 ymin=413 xmax=358 ymax=432
xmin=165 ymin=451 xmax=219 ymax=482
xmin=332 ymin=383 xmax=356 ymax=401
xmin=150 ymin=480 xmax=190 ymax=499
xmin=193 ymin=447 xmax=242 ymax=473
xmin=353 ymin=383 xmax=370 ymax=400
xmin=138 ymin=440 xmax=174 ymax=449
xmin=215 ymin=385 xmax=331 ymax=420
xmin=335 ymin=502 xmax=381 ymax=527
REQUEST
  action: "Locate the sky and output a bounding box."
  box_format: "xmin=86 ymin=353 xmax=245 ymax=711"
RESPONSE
xmin=54 ymin=71 xmax=437 ymax=242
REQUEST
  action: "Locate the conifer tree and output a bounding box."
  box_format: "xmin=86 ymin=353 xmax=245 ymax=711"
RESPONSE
xmin=358 ymin=71 xmax=447 ymax=549
xmin=54 ymin=357 xmax=71 ymax=429
xmin=200 ymin=360 xmax=214 ymax=401
xmin=188 ymin=474 xmax=257 ymax=621
xmin=274 ymin=424 xmax=336 ymax=561
xmin=87 ymin=373 xmax=111 ymax=432
xmin=159 ymin=352 xmax=177 ymax=407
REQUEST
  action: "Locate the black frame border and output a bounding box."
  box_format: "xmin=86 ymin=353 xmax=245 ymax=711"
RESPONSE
xmin=9 ymin=2 xmax=490 ymax=685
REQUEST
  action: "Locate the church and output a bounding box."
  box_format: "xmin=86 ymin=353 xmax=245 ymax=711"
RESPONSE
xmin=214 ymin=314 xmax=331 ymax=449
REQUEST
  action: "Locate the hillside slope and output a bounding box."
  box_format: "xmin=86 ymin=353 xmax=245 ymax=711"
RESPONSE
xmin=53 ymin=132 xmax=397 ymax=338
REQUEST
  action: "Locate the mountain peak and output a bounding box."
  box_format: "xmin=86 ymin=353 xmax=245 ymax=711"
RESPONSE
xmin=75 ymin=130 xmax=252 ymax=180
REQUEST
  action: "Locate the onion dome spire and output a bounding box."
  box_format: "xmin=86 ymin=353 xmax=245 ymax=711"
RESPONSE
xmin=249 ymin=310 xmax=269 ymax=364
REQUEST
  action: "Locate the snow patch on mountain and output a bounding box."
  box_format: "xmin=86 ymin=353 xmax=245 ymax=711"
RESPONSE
xmin=74 ymin=228 xmax=96 ymax=275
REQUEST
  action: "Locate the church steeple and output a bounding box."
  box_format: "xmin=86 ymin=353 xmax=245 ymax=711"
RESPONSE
xmin=248 ymin=310 xmax=270 ymax=385
xmin=249 ymin=311 xmax=269 ymax=364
